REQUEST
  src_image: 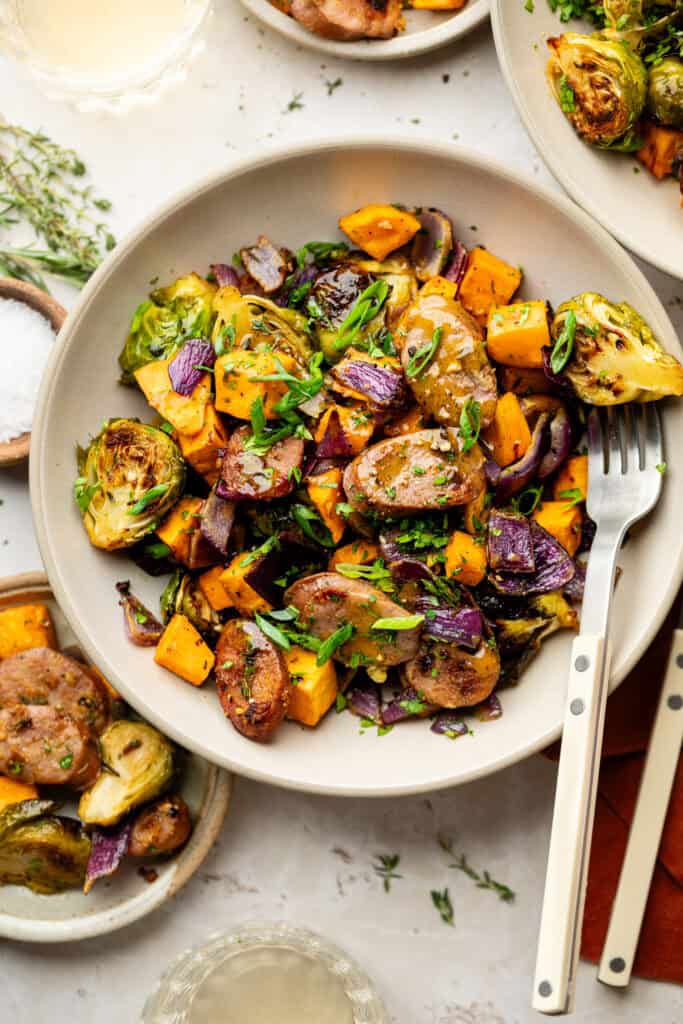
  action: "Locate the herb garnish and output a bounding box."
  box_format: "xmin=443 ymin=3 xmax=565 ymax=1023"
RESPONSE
xmin=127 ymin=484 xmax=169 ymax=516
xmin=438 ymin=835 xmax=515 ymax=903
xmin=334 ymin=280 xmax=390 ymax=351
xmin=316 ymin=622 xmax=354 ymax=666
xmin=373 ymin=853 xmax=402 ymax=893
xmin=431 ymin=887 xmax=455 ymax=926
xmin=371 ymin=614 xmax=424 ymax=632
xmin=405 ymin=326 xmax=443 ymax=379
xmin=335 ymin=559 xmax=396 ymax=594
xmin=459 ymin=398 xmax=481 ymax=453
xmin=73 ymin=477 xmax=101 ymax=513
xmin=558 ymin=487 xmax=584 ymax=507
xmin=550 ymin=308 xmax=577 ymax=375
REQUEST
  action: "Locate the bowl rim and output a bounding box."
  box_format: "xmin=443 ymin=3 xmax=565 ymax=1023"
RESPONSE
xmin=0 ymin=571 xmax=233 ymax=942
xmin=238 ymin=0 xmax=490 ymax=61
xmin=30 ymin=135 xmax=683 ymax=796
xmin=490 ymin=0 xmax=683 ymax=282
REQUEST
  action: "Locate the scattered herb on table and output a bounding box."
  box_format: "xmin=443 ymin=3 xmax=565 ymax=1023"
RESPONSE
xmin=431 ymin=887 xmax=455 ymax=926
xmin=438 ymin=835 xmax=516 ymax=904
xmin=373 ymin=853 xmax=402 ymax=893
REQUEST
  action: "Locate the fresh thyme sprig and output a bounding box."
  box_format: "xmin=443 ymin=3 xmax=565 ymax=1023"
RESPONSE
xmin=438 ymin=835 xmax=515 ymax=904
xmin=0 ymin=123 xmax=114 ymax=290
xmin=431 ymin=887 xmax=455 ymax=926
xmin=373 ymin=853 xmax=402 ymax=893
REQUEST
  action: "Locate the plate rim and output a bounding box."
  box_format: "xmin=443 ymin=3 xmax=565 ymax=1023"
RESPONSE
xmin=490 ymin=0 xmax=682 ymax=282
xmin=0 ymin=572 xmax=233 ymax=943
xmin=238 ymin=0 xmax=490 ymax=61
xmin=30 ymin=134 xmax=683 ymax=797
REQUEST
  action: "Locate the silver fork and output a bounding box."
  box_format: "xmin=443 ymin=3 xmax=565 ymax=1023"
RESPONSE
xmin=532 ymin=404 xmax=663 ymax=1016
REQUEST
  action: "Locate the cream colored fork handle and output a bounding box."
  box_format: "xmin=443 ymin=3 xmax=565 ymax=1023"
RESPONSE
xmin=533 ymin=633 xmax=608 ymax=1015
xmin=598 ymin=628 xmax=683 ymax=988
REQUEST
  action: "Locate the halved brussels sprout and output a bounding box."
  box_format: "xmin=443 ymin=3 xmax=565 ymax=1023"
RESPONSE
xmin=0 ymin=800 xmax=90 ymax=894
xmin=160 ymin=570 xmax=224 ymax=637
xmin=648 ymin=58 xmax=683 ymax=128
xmin=211 ymin=287 xmax=311 ymax=368
xmin=547 ymin=33 xmax=647 ymax=148
xmin=119 ymin=273 xmax=216 ymax=384
xmin=552 ymin=292 xmax=683 ymax=404
xmin=78 ymin=721 xmax=175 ymax=827
xmin=75 ymin=419 xmax=186 ymax=551
xmin=346 ymin=255 xmax=418 ymax=328
xmin=496 ymin=592 xmax=578 ymax=686
xmin=307 ymin=264 xmax=389 ymax=361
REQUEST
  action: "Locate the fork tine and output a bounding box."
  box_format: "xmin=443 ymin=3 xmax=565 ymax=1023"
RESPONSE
xmin=606 ymin=407 xmax=624 ymax=474
xmin=587 ymin=408 xmax=604 ymax=478
xmin=642 ymin=403 xmax=663 ymax=469
xmin=629 ymin=404 xmax=644 ymax=471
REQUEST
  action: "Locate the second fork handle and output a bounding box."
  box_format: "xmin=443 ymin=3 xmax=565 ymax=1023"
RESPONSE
xmin=533 ymin=632 xmax=609 ymax=1015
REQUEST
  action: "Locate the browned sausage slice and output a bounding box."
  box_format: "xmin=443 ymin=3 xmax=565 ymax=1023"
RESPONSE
xmin=128 ymin=794 xmax=192 ymax=857
xmin=215 ymin=620 xmax=290 ymax=741
xmin=0 ymin=648 xmax=110 ymax=734
xmin=401 ymin=641 xmax=500 ymax=709
xmin=285 ymin=572 xmax=421 ymax=672
xmin=343 ymin=428 xmax=485 ymax=516
xmin=399 ymin=293 xmax=497 ymax=429
xmin=218 ymin=426 xmax=304 ymax=501
xmin=291 ymin=0 xmax=402 ymax=41
xmin=0 ymin=704 xmax=100 ymax=789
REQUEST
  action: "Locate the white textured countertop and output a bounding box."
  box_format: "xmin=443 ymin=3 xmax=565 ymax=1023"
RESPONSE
xmin=1 ymin=4 xmax=682 ymax=1022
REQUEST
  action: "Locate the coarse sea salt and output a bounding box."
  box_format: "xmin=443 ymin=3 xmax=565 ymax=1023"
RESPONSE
xmin=0 ymin=297 xmax=56 ymax=444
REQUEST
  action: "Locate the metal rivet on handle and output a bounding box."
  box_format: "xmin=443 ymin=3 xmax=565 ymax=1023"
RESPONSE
xmin=575 ymin=655 xmax=590 ymax=672
xmin=570 ymin=699 xmax=585 ymax=716
xmin=609 ymin=958 xmax=626 ymax=974
xmin=676 ymin=654 xmax=683 ymax=669
xmin=668 ymin=695 xmax=683 ymax=711
xmin=538 ymin=981 xmax=552 ymax=998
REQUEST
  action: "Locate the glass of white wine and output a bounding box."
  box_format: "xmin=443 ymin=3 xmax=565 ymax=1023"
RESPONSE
xmin=142 ymin=923 xmax=388 ymax=1024
xmin=0 ymin=0 xmax=212 ymax=110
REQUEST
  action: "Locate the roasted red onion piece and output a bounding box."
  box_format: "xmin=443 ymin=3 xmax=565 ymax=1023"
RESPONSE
xmin=168 ymin=338 xmax=215 ymax=397
xmin=494 ymin=412 xmax=551 ymax=504
xmin=84 ymin=820 xmax=132 ymax=894
xmin=388 ymin=556 xmax=435 ymax=585
xmin=347 ymin=682 xmax=382 ymax=723
xmin=116 ymin=581 xmax=164 ymax=646
xmin=314 ymin=407 xmax=355 ymax=459
xmin=542 ymin=347 xmax=575 ymax=398
xmin=381 ymin=687 xmax=437 ymax=725
xmin=330 ymin=355 xmax=409 ymax=411
xmin=475 ymin=693 xmax=503 ymax=722
xmin=538 ymin=406 xmax=572 ymax=480
xmin=430 ymin=711 xmax=470 ymax=738
xmin=563 ymin=560 xmax=586 ymax=604
xmin=240 ymin=235 xmax=287 ymax=294
xmin=200 ymin=486 xmax=235 ymax=558
xmin=244 ymin=536 xmax=322 ymax=606
xmin=443 ymin=241 xmax=469 ymax=287
xmin=411 ymin=209 xmax=454 ymax=282
xmin=415 ymin=600 xmax=483 ymax=651
xmin=490 ymin=521 xmax=576 ymax=596
xmin=210 ymin=264 xmax=240 ymax=288
xmin=487 ymin=511 xmax=535 ymax=573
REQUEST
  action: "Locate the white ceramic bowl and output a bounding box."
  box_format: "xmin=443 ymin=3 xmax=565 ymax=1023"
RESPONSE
xmin=239 ymin=0 xmax=489 ymax=60
xmin=0 ymin=573 xmax=232 ymax=942
xmin=31 ymin=138 xmax=683 ymax=797
xmin=492 ymin=1 xmax=683 ymax=281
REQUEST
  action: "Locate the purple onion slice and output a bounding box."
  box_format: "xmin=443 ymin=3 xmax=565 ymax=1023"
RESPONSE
xmin=84 ymin=820 xmax=132 ymax=894
xmin=411 ymin=209 xmax=454 ymax=282
xmin=563 ymin=560 xmax=586 ymax=604
xmin=200 ymin=487 xmax=235 ymax=558
xmin=487 ymin=511 xmax=535 ymax=574
xmin=330 ymin=356 xmax=409 ymax=411
xmin=475 ymin=693 xmax=503 ymax=722
xmin=430 ymin=711 xmax=470 ymax=739
xmin=381 ymin=687 xmax=437 ymax=725
xmin=347 ymin=682 xmax=382 ymax=723
xmin=314 ymin=408 xmax=355 ymax=460
xmin=416 ymin=600 xmax=483 ymax=651
xmin=210 ymin=263 xmax=240 ymax=289
xmin=443 ymin=241 xmax=469 ymax=287
xmin=168 ymin=338 xmax=215 ymax=397
xmin=240 ymin=235 xmax=287 ymax=294
xmin=538 ymin=406 xmax=572 ymax=480
xmin=494 ymin=412 xmax=551 ymax=504
xmin=116 ymin=582 xmax=164 ymax=647
xmin=491 ymin=521 xmax=576 ymax=596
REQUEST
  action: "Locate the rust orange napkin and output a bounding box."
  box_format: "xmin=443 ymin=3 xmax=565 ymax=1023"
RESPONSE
xmin=545 ymin=594 xmax=683 ymax=984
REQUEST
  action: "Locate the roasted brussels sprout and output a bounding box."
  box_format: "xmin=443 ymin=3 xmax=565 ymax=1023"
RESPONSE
xmin=495 ymin=592 xmax=578 ymax=686
xmin=307 ymin=264 xmax=387 ymax=361
xmin=0 ymin=799 xmax=90 ymax=894
xmin=78 ymin=720 xmax=175 ymax=827
xmin=648 ymin=58 xmax=683 ymax=128
xmin=160 ymin=570 xmax=223 ymax=637
xmin=547 ymin=33 xmax=647 ymax=148
xmin=348 ymin=255 xmax=418 ymax=328
xmin=75 ymin=419 xmax=186 ymax=550
xmin=552 ymin=292 xmax=683 ymax=404
xmin=119 ymin=273 xmax=216 ymax=384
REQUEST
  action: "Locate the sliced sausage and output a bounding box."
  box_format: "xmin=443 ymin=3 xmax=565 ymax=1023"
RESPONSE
xmin=0 ymin=648 xmax=110 ymax=734
xmin=291 ymin=0 xmax=402 ymax=41
xmin=285 ymin=572 xmax=421 ymax=671
xmin=401 ymin=640 xmax=500 ymax=709
xmin=0 ymin=704 xmax=100 ymax=789
xmin=129 ymin=794 xmax=191 ymax=857
xmin=215 ymin=620 xmax=290 ymax=741
xmin=399 ymin=293 xmax=497 ymax=428
xmin=343 ymin=428 xmax=485 ymax=516
xmin=218 ymin=426 xmax=304 ymax=501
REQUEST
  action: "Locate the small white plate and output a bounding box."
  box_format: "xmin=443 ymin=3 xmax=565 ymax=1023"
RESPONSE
xmin=0 ymin=572 xmax=232 ymax=943
xmin=240 ymin=0 xmax=489 ymax=60
xmin=492 ymin=1 xmax=683 ymax=281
